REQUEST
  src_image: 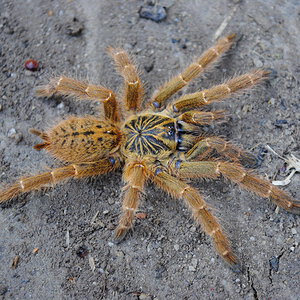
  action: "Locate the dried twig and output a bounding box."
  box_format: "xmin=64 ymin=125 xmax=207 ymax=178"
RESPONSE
xmin=266 ymin=145 xmax=300 ymax=186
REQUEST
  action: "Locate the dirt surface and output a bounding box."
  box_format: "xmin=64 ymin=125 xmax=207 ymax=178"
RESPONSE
xmin=0 ymin=0 xmax=300 ymax=299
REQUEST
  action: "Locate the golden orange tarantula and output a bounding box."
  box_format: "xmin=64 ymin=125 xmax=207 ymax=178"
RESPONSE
xmin=1 ymin=34 xmax=299 ymax=269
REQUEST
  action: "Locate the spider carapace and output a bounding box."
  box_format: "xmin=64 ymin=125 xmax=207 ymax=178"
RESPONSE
xmin=122 ymin=113 xmax=194 ymax=159
xmin=1 ymin=34 xmax=299 ymax=270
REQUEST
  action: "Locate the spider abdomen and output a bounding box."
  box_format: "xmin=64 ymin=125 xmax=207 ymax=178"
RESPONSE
xmin=40 ymin=116 xmax=122 ymax=163
xmin=122 ymin=113 xmax=178 ymax=158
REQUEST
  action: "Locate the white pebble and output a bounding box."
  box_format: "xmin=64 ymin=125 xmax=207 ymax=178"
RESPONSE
xmin=291 ymin=228 xmax=297 ymax=235
xmin=174 ymin=244 xmax=179 ymax=251
xmin=191 ymin=258 xmax=198 ymax=268
xmin=57 ymin=102 xmax=65 ymax=109
xmin=269 ymin=98 xmax=276 ymax=105
xmin=7 ymin=128 xmax=16 ymax=137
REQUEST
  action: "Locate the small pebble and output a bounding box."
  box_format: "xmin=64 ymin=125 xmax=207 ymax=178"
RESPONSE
xmin=188 ymin=266 xmax=196 ymax=272
xmin=171 ymin=38 xmax=180 ymax=44
xmin=242 ymin=104 xmax=253 ymax=113
xmin=174 ymin=244 xmax=179 ymax=251
xmin=191 ymin=258 xmax=198 ymax=268
xmin=157 ymin=235 xmax=164 ymax=241
xmin=7 ymin=128 xmax=16 ymax=137
xmin=107 ymin=198 xmax=115 ymax=205
xmin=139 ymin=5 xmax=167 ymax=22
xmin=65 ymin=17 xmax=84 ymax=36
xmin=291 ymin=228 xmax=297 ymax=235
xmin=7 ymin=128 xmax=23 ymax=143
xmin=139 ymin=293 xmax=151 ymax=300
xmin=269 ymin=256 xmax=279 ymax=272
xmin=25 ymin=59 xmax=39 ymax=71
xmin=0 ymin=285 xmax=8 ymax=296
xmin=47 ymin=10 xmax=54 ymax=16
xmin=274 ymin=119 xmax=288 ymax=127
xmin=57 ymin=103 xmax=65 ymax=109
xmin=76 ymin=245 xmax=89 ymax=258
xmin=97 ymin=220 xmax=105 ymax=227
xmin=144 ymin=62 xmax=154 ymax=73
xmin=190 ymin=226 xmax=196 ymax=232
xmin=115 ymin=250 xmax=124 ymax=258
xmin=136 ymin=212 xmax=147 ymax=219
xmin=32 ymin=247 xmax=39 ymax=254
xmin=155 ymin=264 xmax=166 ymax=279
xmin=269 ymin=98 xmax=276 ymax=105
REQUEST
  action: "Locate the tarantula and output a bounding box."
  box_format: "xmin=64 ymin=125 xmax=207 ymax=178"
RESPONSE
xmin=1 ymin=34 xmax=299 ymax=269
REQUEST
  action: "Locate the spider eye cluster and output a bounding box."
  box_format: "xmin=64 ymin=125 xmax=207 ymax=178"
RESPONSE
xmin=167 ymin=125 xmax=175 ymax=137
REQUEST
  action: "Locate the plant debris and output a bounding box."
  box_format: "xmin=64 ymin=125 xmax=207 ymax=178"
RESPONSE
xmin=266 ymin=145 xmax=300 ymax=186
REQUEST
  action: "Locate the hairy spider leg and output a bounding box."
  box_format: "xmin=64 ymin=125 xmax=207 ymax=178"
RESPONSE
xmin=171 ymin=70 xmax=269 ymax=113
xmin=185 ymin=136 xmax=257 ymax=167
xmin=108 ymin=47 xmax=144 ymax=112
xmin=149 ymin=34 xmax=236 ymax=110
xmin=0 ymin=159 xmax=118 ymax=203
xmin=36 ymin=76 xmax=120 ymax=122
xmin=179 ymin=110 xmax=227 ymax=125
xmin=173 ymin=161 xmax=300 ymax=214
xmin=115 ymin=161 xmax=148 ymax=239
xmin=152 ymin=170 xmax=239 ymax=267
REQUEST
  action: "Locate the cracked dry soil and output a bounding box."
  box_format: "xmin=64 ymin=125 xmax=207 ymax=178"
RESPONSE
xmin=0 ymin=0 xmax=300 ymax=299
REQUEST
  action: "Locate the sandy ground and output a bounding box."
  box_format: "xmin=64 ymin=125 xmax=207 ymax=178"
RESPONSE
xmin=0 ymin=0 xmax=300 ymax=299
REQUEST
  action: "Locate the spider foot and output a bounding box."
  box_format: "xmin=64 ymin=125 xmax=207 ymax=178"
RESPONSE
xmin=230 ymin=262 xmax=243 ymax=273
xmin=114 ymin=225 xmax=131 ymax=243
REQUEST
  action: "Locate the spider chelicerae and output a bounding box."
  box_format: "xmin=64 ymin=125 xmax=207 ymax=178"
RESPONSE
xmin=1 ymin=34 xmax=299 ymax=270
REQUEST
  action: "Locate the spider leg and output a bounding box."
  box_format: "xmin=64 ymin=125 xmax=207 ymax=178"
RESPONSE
xmin=108 ymin=47 xmax=144 ymax=111
xmin=171 ymin=70 xmax=269 ymax=113
xmin=0 ymin=159 xmax=118 ymax=203
xmin=36 ymin=76 xmax=120 ymax=123
xmin=149 ymin=34 xmax=236 ymax=110
xmin=179 ymin=110 xmax=227 ymax=125
xmin=152 ymin=170 xmax=239 ymax=267
xmin=185 ymin=136 xmax=257 ymax=167
xmin=115 ymin=161 xmax=147 ymax=240
xmin=173 ymin=160 xmax=300 ymax=214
